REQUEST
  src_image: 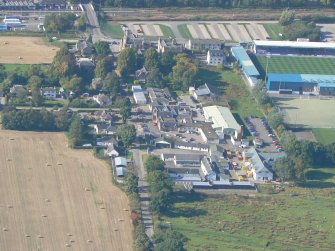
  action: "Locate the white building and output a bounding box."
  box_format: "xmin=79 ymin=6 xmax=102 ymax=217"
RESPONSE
xmin=40 ymin=87 xmax=57 ymax=99
xmin=185 ymin=39 xmax=222 ymax=51
xmin=132 ymin=85 xmax=147 ymax=104
xmin=115 ymin=156 xmax=127 ymax=167
xmin=93 ymin=94 xmax=113 ymax=106
xmin=207 ymin=49 xmax=225 ymax=65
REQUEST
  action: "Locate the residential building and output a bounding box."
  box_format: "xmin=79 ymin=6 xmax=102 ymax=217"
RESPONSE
xmin=174 ymin=141 xmax=209 ymax=152
xmin=207 ymin=49 xmax=225 ymax=65
xmin=94 ymin=123 xmax=117 ymax=135
xmin=96 ymin=136 xmax=118 ymax=147
xmin=203 ymin=105 xmax=242 ymax=140
xmin=185 ymin=39 xmax=223 ymax=51
xmin=200 ymin=157 xmax=216 ymax=181
xmin=40 ymin=87 xmax=57 ymax=99
xmin=135 ymin=67 xmax=149 ymax=83
xmin=157 ymin=37 xmax=184 ymax=53
xmin=77 ymin=58 xmax=95 ymax=68
xmin=120 ymin=30 xmax=153 ymax=52
xmin=76 ymin=40 xmax=92 ymax=56
xmin=9 ymin=85 xmax=26 ymax=95
xmin=244 ymin=148 xmax=273 ymax=181
xmin=105 ymin=144 xmax=119 ymax=157
xmin=93 ymin=93 xmax=113 ymax=106
xmin=91 ymin=78 xmax=103 ymax=90
xmin=190 ymin=83 xmax=219 ymax=101
xmin=116 ymin=167 xmax=125 ymax=177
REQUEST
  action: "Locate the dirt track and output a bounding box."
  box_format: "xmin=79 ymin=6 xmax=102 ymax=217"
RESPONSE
xmin=0 ymin=36 xmax=58 ymax=64
xmin=0 ymin=131 xmax=132 ymax=251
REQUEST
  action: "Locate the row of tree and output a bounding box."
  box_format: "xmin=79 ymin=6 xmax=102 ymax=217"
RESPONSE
xmin=91 ymin=0 xmax=335 ymax=8
xmin=44 ymin=13 xmax=86 ymax=33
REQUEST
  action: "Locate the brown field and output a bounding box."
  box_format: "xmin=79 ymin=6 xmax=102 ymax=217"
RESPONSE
xmin=0 ymin=36 xmax=58 ymax=64
xmin=0 ymin=131 xmax=133 ymax=251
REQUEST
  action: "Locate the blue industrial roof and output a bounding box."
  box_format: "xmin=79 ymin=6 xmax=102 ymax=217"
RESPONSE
xmin=268 ymin=73 xmax=335 ymax=88
xmin=231 ymin=46 xmax=260 ymax=77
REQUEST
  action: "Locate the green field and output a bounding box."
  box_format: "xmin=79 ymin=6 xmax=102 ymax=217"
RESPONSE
xmin=101 ymin=22 xmax=124 ymax=38
xmin=253 ymin=55 xmax=335 ymax=77
xmin=163 ymin=168 xmax=335 ymax=250
xmin=313 ymin=128 xmax=335 ymax=145
xmin=159 ymin=24 xmax=175 ymax=38
xmin=177 ymin=24 xmax=192 ymax=39
xmin=4 ymin=64 xmax=31 ymax=72
xmin=273 ymin=97 xmax=335 ymax=128
xmin=262 ymin=23 xmax=283 ymax=40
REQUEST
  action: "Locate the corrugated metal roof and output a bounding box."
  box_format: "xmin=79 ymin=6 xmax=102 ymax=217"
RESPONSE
xmin=231 ymin=46 xmax=260 ymax=77
xmin=203 ymin=105 xmax=240 ymax=132
xmin=268 ymin=73 xmax=335 ymax=88
xmin=253 ymin=40 xmax=335 ymax=49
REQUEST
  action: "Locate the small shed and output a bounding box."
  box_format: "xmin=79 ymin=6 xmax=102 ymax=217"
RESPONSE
xmin=115 ymin=157 xmax=127 ymax=167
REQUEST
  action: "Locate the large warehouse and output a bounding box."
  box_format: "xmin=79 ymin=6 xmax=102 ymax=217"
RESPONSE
xmin=267 ymin=73 xmax=335 ymax=95
xmin=252 ymin=40 xmax=335 ymax=56
xmin=231 ymin=46 xmax=260 ymax=86
xmin=203 ymin=105 xmax=242 ymax=140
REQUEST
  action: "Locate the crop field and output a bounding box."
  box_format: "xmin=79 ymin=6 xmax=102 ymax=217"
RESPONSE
xmin=0 ymin=131 xmax=132 ymax=251
xmin=0 ymin=36 xmax=58 ymax=64
xmin=254 ymin=55 xmax=335 ymax=76
xmin=163 ymin=167 xmax=335 ymax=250
xmin=273 ymin=97 xmax=335 ymax=128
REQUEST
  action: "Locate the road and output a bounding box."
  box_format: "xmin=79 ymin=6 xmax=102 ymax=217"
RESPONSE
xmin=132 ymin=149 xmax=154 ymax=240
xmin=82 ymin=3 xmax=105 ymax=42
xmin=16 ymin=106 xmax=120 ymax=112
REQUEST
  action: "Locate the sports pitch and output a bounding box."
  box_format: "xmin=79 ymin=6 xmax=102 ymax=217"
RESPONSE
xmin=273 ymin=97 xmax=335 ymax=128
xmin=254 ymin=55 xmax=335 ymax=76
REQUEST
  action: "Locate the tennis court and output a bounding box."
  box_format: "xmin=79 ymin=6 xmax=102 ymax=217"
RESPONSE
xmin=273 ymin=97 xmax=335 ymax=128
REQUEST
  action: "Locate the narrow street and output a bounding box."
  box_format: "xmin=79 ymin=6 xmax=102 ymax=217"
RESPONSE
xmin=132 ymin=149 xmax=154 ymax=239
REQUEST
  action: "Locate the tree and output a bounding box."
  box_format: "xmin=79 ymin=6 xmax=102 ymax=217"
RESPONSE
xmin=154 ymin=228 xmax=186 ymax=251
xmin=279 ymin=9 xmax=295 ymax=26
xmin=144 ymin=155 xmax=165 ymax=172
xmin=28 ymin=75 xmax=42 ymax=89
xmin=273 ymin=156 xmax=297 ymax=181
xmin=68 ymin=115 xmax=84 ymax=146
xmin=52 ymin=44 xmax=77 ymax=78
xmin=55 ymin=109 xmax=72 ymax=131
xmin=116 ymin=97 xmax=131 ymax=122
xmin=44 ymin=13 xmax=76 ymax=33
xmin=124 ymin=172 xmax=139 ymax=195
xmin=146 ymin=67 xmax=164 ymax=88
xmin=116 ymin=124 xmax=136 ymax=148
xmin=160 ymin=51 xmax=175 ymax=75
xmin=283 ymin=21 xmax=321 ymax=41
xmin=267 ymin=109 xmax=284 ymax=130
xmin=144 ymin=48 xmax=159 ymax=70
xmin=103 ymin=72 xmax=120 ymax=97
xmin=95 ymin=57 xmax=113 ymax=78
xmin=93 ymin=41 xmax=111 ymax=56
xmin=117 ymin=48 xmax=137 ymax=77
xmin=31 ymin=85 xmax=44 ymax=107
xmin=172 ymin=54 xmax=198 ymax=91
xmin=76 ymin=14 xmax=86 ymax=31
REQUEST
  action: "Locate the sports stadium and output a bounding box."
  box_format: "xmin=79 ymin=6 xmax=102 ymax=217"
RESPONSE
xmin=231 ymin=40 xmax=335 ymax=96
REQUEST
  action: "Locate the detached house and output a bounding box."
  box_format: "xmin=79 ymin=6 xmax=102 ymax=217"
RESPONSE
xmin=207 ymin=49 xmax=225 ymax=66
xmin=190 ymin=83 xmax=220 ymax=101
xmin=135 ymin=67 xmax=149 ymax=83
xmin=40 ymin=87 xmax=57 ymax=99
xmin=93 ymin=93 xmax=113 ymax=106
xmin=94 ymin=123 xmax=117 ymax=135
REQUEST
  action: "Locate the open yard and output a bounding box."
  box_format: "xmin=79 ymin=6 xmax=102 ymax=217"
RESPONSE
xmin=0 ymin=36 xmax=58 ymax=64
xmin=273 ymin=97 xmax=335 ymax=128
xmin=163 ymin=167 xmax=335 ymax=250
xmin=0 ymin=131 xmax=132 ymax=251
xmin=254 ymin=55 xmax=335 ymax=76
xmin=312 ymin=128 xmax=335 ymax=145
xmin=102 ymin=22 xmax=124 ymax=38
xmin=262 ymin=23 xmax=283 ymax=40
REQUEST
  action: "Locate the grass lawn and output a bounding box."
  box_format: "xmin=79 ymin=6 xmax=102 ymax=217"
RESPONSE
xmin=3 ymin=64 xmax=30 ymax=72
xmin=163 ymin=167 xmax=335 ymax=250
xmin=253 ymin=55 xmax=335 ymax=77
xmin=159 ymin=24 xmax=175 ymax=38
xmin=101 ymin=22 xmax=124 ymax=38
xmin=177 ymin=24 xmax=192 ymax=39
xmin=312 ymin=128 xmax=335 ymax=145
xmin=262 ymin=23 xmax=283 ymax=40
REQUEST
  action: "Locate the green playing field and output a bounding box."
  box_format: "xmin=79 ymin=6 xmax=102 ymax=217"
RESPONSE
xmin=253 ymin=55 xmax=335 ymax=77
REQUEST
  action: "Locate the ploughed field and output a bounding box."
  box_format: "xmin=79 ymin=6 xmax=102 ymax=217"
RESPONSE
xmin=0 ymin=131 xmax=132 ymax=251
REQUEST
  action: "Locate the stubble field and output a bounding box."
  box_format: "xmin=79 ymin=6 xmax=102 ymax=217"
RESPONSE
xmin=0 ymin=36 xmax=58 ymax=64
xmin=0 ymin=131 xmax=132 ymax=251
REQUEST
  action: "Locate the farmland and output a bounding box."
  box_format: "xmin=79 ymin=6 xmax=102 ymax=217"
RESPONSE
xmin=163 ymin=168 xmax=335 ymax=250
xmin=0 ymin=131 xmax=132 ymax=251
xmin=253 ymin=55 xmax=335 ymax=76
xmin=0 ymin=36 xmax=58 ymax=64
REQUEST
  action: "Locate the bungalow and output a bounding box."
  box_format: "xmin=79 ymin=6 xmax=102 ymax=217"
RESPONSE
xmin=135 ymin=67 xmax=149 ymax=83
xmin=115 ymin=156 xmax=127 ymax=167
xmin=40 ymin=87 xmax=57 ymax=99
xmin=93 ymin=94 xmax=113 ymax=106
xmin=94 ymin=123 xmax=117 ymax=135
xmin=96 ymin=136 xmax=118 ymax=147
xmin=174 ymin=141 xmax=209 ymax=152
xmin=200 ymin=157 xmax=217 ymax=181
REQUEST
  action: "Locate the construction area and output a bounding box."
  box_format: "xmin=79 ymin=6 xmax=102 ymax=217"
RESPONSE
xmin=0 ymin=131 xmax=132 ymax=251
